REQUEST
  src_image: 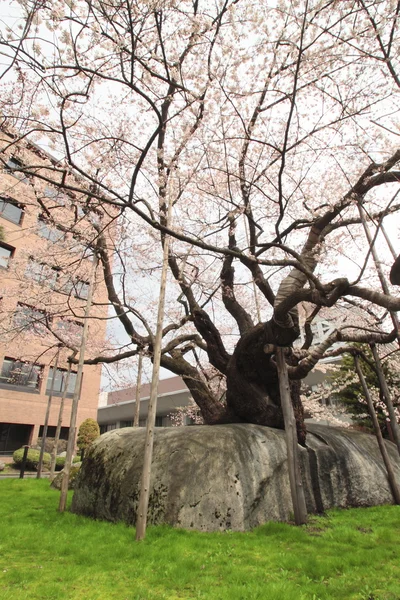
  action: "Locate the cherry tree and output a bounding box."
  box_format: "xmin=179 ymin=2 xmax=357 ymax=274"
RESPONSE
xmin=1 ymin=0 xmax=400 ymax=447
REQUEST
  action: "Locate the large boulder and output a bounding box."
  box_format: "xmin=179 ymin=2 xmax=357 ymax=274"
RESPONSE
xmin=71 ymin=424 xmax=400 ymax=532
xmin=51 ymin=463 xmax=82 ymax=490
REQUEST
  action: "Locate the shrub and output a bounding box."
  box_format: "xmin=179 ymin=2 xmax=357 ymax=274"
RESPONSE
xmin=12 ymin=448 xmax=51 ymax=471
xmin=55 ymin=456 xmax=81 ymax=471
xmin=77 ymin=418 xmax=100 ymax=451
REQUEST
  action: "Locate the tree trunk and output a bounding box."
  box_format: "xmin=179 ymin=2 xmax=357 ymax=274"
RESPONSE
xmin=354 ymin=355 xmax=400 ymax=504
xmin=225 ymin=320 xmax=306 ymax=445
xmin=276 ymin=347 xmax=308 ymax=525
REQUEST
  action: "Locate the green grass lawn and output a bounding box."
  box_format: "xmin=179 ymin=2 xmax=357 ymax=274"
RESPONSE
xmin=0 ymin=480 xmax=399 ymax=600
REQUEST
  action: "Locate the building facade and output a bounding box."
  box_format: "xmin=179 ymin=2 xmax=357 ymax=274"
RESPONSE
xmin=97 ymin=376 xmax=194 ymax=432
xmin=0 ymin=131 xmax=108 ymax=455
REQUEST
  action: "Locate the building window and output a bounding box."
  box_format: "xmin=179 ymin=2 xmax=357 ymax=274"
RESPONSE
xmin=6 ymin=157 xmax=29 ymax=183
xmin=104 ymin=423 xmax=117 ymax=432
xmin=0 ymin=423 xmax=33 ymax=453
xmin=38 ymin=425 xmax=69 ymax=440
xmin=46 ymin=367 xmax=77 ymax=397
xmin=25 ymin=258 xmax=60 ymax=288
xmin=155 ymin=416 xmax=163 ymax=427
xmin=0 ymin=242 xmax=15 ymax=269
xmin=43 ymin=186 xmax=66 ymax=205
xmin=37 ymin=215 xmax=64 ymax=242
xmin=120 ymin=420 xmax=133 ymax=428
xmin=74 ymin=279 xmax=89 ymax=299
xmin=0 ymin=357 xmax=43 ymax=390
xmin=0 ymin=197 xmax=24 ymax=225
xmin=321 ymin=322 xmax=332 ymax=335
xmin=14 ymin=303 xmax=49 ymax=335
xmin=56 ymin=318 xmax=83 ymax=342
xmin=62 ymin=278 xmax=89 ymax=300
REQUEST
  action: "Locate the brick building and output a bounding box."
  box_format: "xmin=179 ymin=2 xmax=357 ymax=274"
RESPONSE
xmin=0 ymin=130 xmax=109 ymax=455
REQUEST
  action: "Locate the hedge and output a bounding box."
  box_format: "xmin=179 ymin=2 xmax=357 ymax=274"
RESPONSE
xmin=12 ymin=449 xmax=81 ymax=471
xmin=12 ymin=448 xmax=51 ymax=471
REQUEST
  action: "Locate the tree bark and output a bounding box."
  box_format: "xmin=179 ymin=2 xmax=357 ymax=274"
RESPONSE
xmin=225 ymin=319 xmax=306 ymax=444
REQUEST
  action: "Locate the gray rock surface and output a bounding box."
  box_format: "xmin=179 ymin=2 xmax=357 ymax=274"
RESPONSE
xmin=51 ymin=463 xmax=82 ymax=490
xmin=0 ymin=462 xmax=5 ymax=472
xmin=71 ymin=424 xmax=400 ymax=531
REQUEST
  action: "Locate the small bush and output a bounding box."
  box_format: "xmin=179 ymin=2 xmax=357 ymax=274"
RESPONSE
xmin=55 ymin=456 xmax=81 ymax=471
xmin=12 ymin=448 xmax=51 ymax=471
xmin=77 ymin=418 xmax=100 ymax=451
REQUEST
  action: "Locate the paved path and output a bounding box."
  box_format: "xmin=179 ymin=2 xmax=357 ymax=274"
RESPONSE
xmin=0 ymin=473 xmax=50 ymax=479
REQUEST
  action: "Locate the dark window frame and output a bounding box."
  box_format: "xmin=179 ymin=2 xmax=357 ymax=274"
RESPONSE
xmin=61 ymin=277 xmax=90 ymax=300
xmin=0 ymin=241 xmax=15 ymax=269
xmin=0 ymin=196 xmax=24 ymax=226
xmin=0 ymin=357 xmax=43 ymax=393
xmin=56 ymin=318 xmax=83 ymax=341
xmin=46 ymin=366 xmax=79 ymax=398
xmin=25 ymin=257 xmax=60 ymax=288
xmin=37 ymin=214 xmax=65 ymax=242
xmin=5 ymin=157 xmax=30 ymax=184
xmin=13 ymin=302 xmax=50 ymax=335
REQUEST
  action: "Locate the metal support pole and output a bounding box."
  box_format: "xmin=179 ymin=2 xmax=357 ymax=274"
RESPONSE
xmin=19 ymin=445 xmax=29 ymax=479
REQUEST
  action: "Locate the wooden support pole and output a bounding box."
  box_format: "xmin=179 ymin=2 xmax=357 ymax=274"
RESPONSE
xmin=370 ymin=344 xmax=400 ymax=456
xmin=37 ymin=346 xmax=60 ymax=479
xmin=357 ymin=203 xmax=400 ymax=344
xmin=135 ymin=193 xmax=173 ymax=541
xmin=243 ymin=215 xmax=262 ymax=323
xmin=50 ymin=357 xmax=76 ymax=480
xmin=354 ymin=355 xmax=400 ymax=503
xmin=59 ymin=253 xmax=98 ymax=512
xmin=133 ymin=351 xmax=143 ymax=427
xmin=380 ymin=222 xmax=397 ymax=260
xmin=276 ymin=347 xmax=308 ymax=525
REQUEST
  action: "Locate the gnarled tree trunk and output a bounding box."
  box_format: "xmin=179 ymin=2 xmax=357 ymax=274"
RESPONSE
xmin=225 ymin=320 xmax=306 ymax=446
